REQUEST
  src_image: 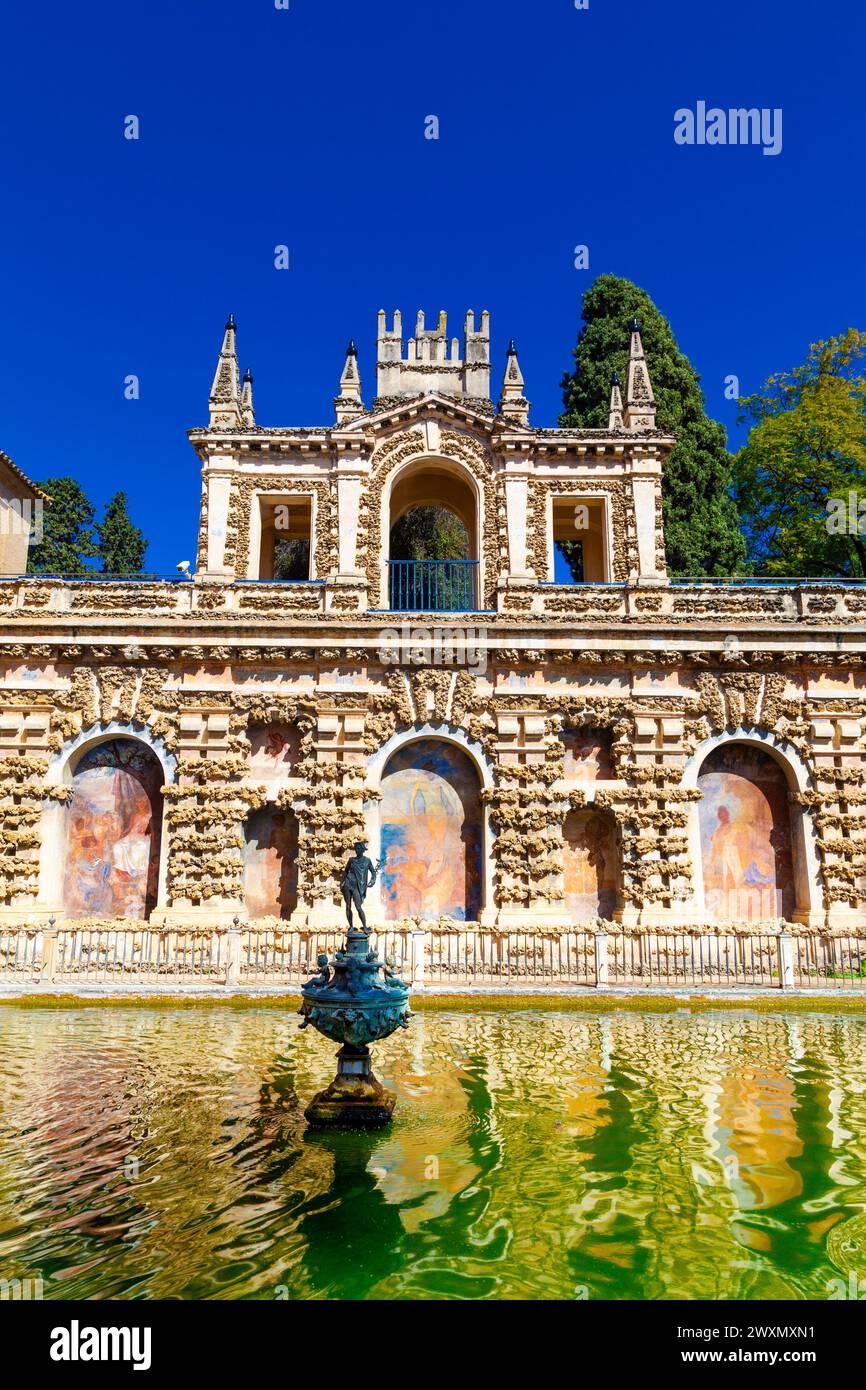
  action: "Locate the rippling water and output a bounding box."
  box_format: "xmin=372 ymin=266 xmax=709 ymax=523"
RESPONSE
xmin=1 ymin=1006 xmax=865 ymax=1300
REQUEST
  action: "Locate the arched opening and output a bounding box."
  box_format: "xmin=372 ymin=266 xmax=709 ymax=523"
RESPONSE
xmin=698 ymin=743 xmax=797 ymax=922
xmin=243 ymin=806 xmax=299 ymax=919
xmin=62 ymin=738 xmax=163 ymax=919
xmin=387 ymin=461 xmax=478 ymax=611
xmin=563 ymin=808 xmax=620 ymax=922
xmin=379 ymin=738 xmax=483 ymax=921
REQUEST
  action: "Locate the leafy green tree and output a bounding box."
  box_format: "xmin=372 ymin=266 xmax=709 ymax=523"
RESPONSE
xmin=389 ymin=506 xmax=469 ymax=561
xmin=732 ymin=330 xmax=866 ymax=577
xmin=560 ymin=274 xmax=746 ymax=577
xmin=96 ymin=491 xmax=148 ymax=574
xmin=389 ymin=505 xmax=471 ymax=610
xmin=27 ymin=476 xmax=98 ymax=576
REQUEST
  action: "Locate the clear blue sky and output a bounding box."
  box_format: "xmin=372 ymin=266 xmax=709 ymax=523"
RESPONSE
xmin=1 ymin=0 xmax=864 ymax=573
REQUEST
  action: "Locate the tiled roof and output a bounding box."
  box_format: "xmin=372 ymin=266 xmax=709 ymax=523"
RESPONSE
xmin=0 ymin=450 xmax=51 ymax=502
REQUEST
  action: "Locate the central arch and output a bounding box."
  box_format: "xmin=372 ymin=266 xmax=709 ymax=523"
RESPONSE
xmin=378 ymin=736 xmax=483 ymax=921
xmin=383 ymin=455 xmax=481 ymax=610
xmin=243 ymin=805 xmax=299 ymax=919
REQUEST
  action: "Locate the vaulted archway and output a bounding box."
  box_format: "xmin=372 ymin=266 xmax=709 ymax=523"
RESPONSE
xmin=384 ymin=456 xmax=480 ymax=611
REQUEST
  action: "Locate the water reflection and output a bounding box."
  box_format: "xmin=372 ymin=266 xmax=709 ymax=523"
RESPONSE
xmin=0 ymin=1008 xmax=865 ymax=1299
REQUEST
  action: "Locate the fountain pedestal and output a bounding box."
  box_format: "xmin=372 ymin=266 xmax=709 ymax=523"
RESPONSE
xmin=299 ymin=927 xmax=411 ymax=1129
xmin=304 ymin=1044 xmax=395 ymax=1128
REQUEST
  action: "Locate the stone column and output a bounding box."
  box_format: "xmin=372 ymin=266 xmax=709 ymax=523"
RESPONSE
xmin=336 ymin=470 xmax=363 ymax=578
xmin=629 ymin=449 xmax=666 ymax=583
xmin=202 ymin=457 xmax=238 ymax=579
xmin=40 ymin=919 xmax=59 ymax=984
xmin=410 ymin=927 xmax=427 ymax=986
xmin=503 ymin=474 xmax=531 ymax=579
xmin=224 ymin=918 xmax=244 ymax=988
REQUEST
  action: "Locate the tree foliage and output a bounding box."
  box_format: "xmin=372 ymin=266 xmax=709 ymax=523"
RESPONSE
xmin=732 ymin=330 xmax=866 ymax=577
xmin=27 ymin=478 xmax=149 ymax=577
xmin=96 ymin=491 xmax=147 ymax=574
xmin=27 ymin=476 xmax=98 ymax=576
xmin=560 ymin=274 xmax=746 ymax=577
xmin=389 ymin=506 xmax=469 ymax=561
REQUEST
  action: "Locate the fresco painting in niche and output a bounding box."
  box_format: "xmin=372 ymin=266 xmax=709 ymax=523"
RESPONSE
xmin=380 ymin=739 xmax=482 ymax=921
xmin=243 ymin=807 xmax=299 ymax=918
xmin=563 ymin=809 xmax=618 ymax=921
xmin=698 ymin=745 xmax=795 ymax=922
xmin=562 ymin=729 xmax=613 ymax=783
xmin=63 ymin=739 xmax=163 ymax=919
xmin=248 ymin=724 xmax=300 ymax=791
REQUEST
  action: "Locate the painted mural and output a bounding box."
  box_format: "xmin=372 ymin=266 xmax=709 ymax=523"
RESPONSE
xmin=243 ymin=807 xmax=298 ymax=919
xmin=563 ymin=809 xmax=619 ymax=922
xmin=698 ymin=745 xmax=796 ymax=922
xmin=562 ymin=728 xmax=613 ymax=783
xmin=63 ymin=739 xmax=163 ymax=919
xmin=380 ymin=739 xmax=482 ymax=922
xmin=248 ymin=723 xmax=300 ymax=792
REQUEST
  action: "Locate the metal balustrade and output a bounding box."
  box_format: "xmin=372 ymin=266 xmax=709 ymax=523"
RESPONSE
xmin=1 ymin=925 xmax=865 ymax=990
xmin=792 ymin=934 xmax=866 ymax=988
xmin=606 ymin=932 xmax=780 ymax=988
xmin=53 ymin=928 xmax=227 ymax=981
xmin=387 ymin=559 xmax=478 ymax=612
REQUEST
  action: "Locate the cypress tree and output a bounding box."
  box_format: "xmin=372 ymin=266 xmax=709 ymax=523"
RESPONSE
xmin=96 ymin=492 xmax=148 ymax=575
xmin=559 ymin=275 xmax=746 ymax=577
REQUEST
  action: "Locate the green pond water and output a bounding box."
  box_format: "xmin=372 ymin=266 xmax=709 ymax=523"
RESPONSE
xmin=1 ymin=1006 xmax=866 ymax=1301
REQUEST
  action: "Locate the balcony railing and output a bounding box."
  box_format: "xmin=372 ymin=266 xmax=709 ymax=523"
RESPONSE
xmin=387 ymin=559 xmax=478 ymax=612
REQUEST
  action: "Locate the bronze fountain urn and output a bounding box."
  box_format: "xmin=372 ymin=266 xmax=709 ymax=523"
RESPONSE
xmin=299 ymin=841 xmax=411 ymax=1127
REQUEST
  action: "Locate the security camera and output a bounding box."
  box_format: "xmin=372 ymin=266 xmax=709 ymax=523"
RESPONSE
xmin=176 ymin=560 xmax=191 ymax=575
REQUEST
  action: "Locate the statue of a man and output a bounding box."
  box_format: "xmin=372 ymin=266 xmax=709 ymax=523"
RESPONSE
xmin=340 ymin=840 xmax=378 ymax=932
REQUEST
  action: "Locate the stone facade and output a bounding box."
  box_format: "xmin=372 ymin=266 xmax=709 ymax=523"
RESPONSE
xmin=1 ymin=310 xmax=865 ymax=937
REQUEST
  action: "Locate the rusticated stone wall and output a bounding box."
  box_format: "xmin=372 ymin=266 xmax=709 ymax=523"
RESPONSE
xmin=0 ymin=636 xmax=864 ymax=934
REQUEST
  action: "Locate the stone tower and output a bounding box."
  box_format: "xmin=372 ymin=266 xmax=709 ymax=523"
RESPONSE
xmin=374 ymin=309 xmax=491 ymax=407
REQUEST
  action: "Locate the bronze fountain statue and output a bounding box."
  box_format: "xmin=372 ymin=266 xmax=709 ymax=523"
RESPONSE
xmin=299 ymin=840 xmax=411 ymax=1128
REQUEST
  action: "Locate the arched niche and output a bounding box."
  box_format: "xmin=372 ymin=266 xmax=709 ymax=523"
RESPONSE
xmin=242 ymin=805 xmax=299 ymax=919
xmin=39 ymin=721 xmax=175 ymax=920
xmin=563 ymin=807 xmax=620 ymax=922
xmin=377 ymin=736 xmax=484 ymax=922
xmin=62 ymin=737 xmax=165 ymax=920
xmin=684 ymin=731 xmax=819 ymax=925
